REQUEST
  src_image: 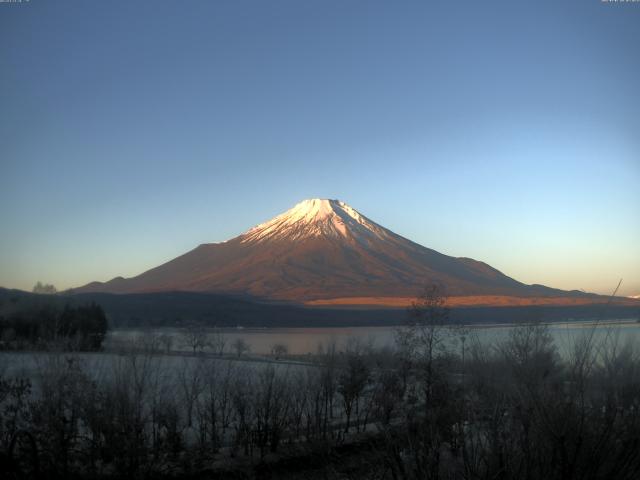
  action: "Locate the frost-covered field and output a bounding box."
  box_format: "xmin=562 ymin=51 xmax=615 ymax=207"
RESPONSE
xmin=0 ymin=350 xmax=309 ymax=387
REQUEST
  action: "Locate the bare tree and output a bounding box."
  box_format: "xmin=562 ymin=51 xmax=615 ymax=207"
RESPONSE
xmin=499 ymin=321 xmax=559 ymax=391
xmin=208 ymin=328 xmax=227 ymax=356
xmin=380 ymin=285 xmax=462 ymax=479
xmin=178 ymin=358 xmax=204 ymax=429
xmin=230 ymin=367 xmax=254 ymax=456
xmin=271 ymin=343 xmax=288 ymax=359
xmin=30 ymin=353 xmax=92 ymax=477
xmin=288 ymin=370 xmax=309 ymax=439
xmin=196 ymin=359 xmax=235 ymax=452
xmin=135 ymin=332 xmax=162 ymax=354
xmin=232 ymin=338 xmax=250 ymax=357
xmin=319 ymin=340 xmax=339 ymax=439
xmin=158 ymin=333 xmax=173 ymax=354
xmin=338 ymin=339 xmax=370 ymax=433
xmin=372 ymin=368 xmax=405 ymax=425
xmin=253 ymin=365 xmax=292 ymax=456
xmin=396 ymin=284 xmax=452 ymax=403
xmin=181 ymin=324 xmax=208 ymax=354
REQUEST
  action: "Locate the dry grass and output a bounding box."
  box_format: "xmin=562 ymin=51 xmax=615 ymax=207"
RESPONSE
xmin=305 ymin=295 xmax=640 ymax=307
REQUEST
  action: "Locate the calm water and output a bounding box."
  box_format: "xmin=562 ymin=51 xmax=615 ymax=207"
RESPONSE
xmin=106 ymin=319 xmax=640 ymax=356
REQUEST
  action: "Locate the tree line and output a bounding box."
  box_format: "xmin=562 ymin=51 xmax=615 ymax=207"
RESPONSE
xmin=0 ymin=302 xmax=108 ymax=351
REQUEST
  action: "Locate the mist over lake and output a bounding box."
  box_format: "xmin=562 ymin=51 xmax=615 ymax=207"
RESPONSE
xmin=106 ymin=319 xmax=640 ymax=356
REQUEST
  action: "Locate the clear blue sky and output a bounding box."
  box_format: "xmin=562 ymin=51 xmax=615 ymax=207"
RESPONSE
xmin=1 ymin=0 xmax=638 ymax=296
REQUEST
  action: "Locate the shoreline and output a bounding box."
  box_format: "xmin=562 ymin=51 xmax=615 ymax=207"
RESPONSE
xmin=107 ymin=317 xmax=640 ymax=334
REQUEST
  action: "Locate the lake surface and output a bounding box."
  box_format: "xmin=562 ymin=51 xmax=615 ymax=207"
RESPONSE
xmin=106 ymin=319 xmax=640 ymax=356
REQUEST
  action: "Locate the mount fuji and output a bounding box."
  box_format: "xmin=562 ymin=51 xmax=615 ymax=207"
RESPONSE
xmin=75 ymin=199 xmax=597 ymax=305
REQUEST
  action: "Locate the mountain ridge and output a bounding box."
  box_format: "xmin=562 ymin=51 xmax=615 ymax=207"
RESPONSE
xmin=75 ymin=198 xmax=600 ymax=303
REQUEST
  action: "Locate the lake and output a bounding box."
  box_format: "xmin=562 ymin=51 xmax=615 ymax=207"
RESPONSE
xmin=105 ymin=319 xmax=640 ymax=356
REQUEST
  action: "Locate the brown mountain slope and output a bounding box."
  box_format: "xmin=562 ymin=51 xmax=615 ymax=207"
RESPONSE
xmin=76 ymin=199 xmax=597 ymax=304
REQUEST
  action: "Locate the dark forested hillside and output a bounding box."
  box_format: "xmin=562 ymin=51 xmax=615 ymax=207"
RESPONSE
xmin=0 ymin=289 xmax=108 ymax=350
xmin=3 ymin=289 xmax=636 ymax=329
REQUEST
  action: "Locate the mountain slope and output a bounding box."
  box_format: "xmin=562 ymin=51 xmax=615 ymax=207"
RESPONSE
xmin=76 ymin=199 xmax=589 ymax=302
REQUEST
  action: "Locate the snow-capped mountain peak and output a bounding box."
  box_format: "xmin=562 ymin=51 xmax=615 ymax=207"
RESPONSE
xmin=240 ymin=198 xmax=389 ymax=243
xmin=75 ymin=197 xmax=603 ymax=303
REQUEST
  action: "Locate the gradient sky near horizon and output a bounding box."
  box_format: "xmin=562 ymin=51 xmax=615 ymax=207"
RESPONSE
xmin=1 ymin=0 xmax=639 ymax=296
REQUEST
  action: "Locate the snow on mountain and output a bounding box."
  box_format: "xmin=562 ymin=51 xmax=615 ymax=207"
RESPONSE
xmin=240 ymin=199 xmax=390 ymax=243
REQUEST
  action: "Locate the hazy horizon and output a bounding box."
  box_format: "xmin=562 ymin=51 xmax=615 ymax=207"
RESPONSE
xmin=1 ymin=1 xmax=639 ymax=296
